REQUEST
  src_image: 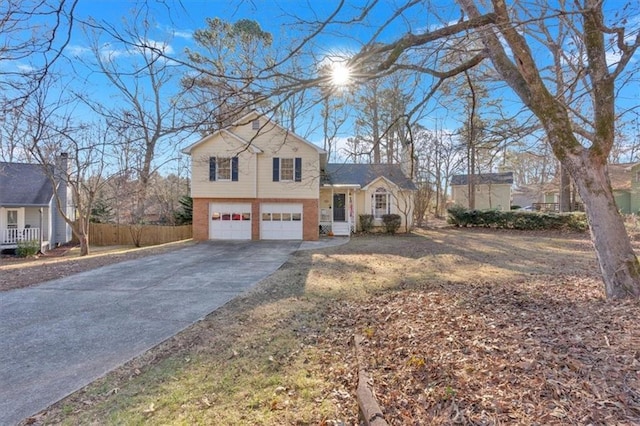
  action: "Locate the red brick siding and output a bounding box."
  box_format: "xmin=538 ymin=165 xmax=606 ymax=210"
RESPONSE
xmin=191 ymin=198 xmax=319 ymax=241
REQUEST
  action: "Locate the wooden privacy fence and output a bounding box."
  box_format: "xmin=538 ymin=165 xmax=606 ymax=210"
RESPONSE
xmin=73 ymin=223 xmax=192 ymax=246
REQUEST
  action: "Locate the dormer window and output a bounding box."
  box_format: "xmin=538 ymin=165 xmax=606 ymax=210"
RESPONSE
xmin=252 ymin=119 xmax=260 ymax=130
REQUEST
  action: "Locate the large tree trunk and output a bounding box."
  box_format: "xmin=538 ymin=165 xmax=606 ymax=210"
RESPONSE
xmin=570 ymin=156 xmax=640 ymax=299
xmin=72 ymin=219 xmax=91 ymax=256
xmin=78 ymin=233 xmax=90 ymax=257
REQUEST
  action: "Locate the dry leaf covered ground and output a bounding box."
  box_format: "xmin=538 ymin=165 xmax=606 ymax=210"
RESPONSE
xmin=7 ymin=228 xmax=640 ymax=425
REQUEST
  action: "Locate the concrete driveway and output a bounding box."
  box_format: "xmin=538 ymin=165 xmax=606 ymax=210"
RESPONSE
xmin=0 ymin=240 xmax=302 ymax=425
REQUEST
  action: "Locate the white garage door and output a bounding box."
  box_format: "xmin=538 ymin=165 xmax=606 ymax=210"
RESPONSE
xmin=261 ymin=203 xmax=303 ymax=240
xmin=209 ymin=203 xmax=252 ymax=240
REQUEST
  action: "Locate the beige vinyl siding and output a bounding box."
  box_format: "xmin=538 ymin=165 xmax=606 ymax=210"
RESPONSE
xmin=256 ymin=133 xmax=320 ymax=200
xmin=365 ymin=179 xmax=413 ymax=228
xmin=189 ymin=135 xmax=257 ymax=199
xmin=452 ymin=183 xmax=511 ymax=211
xmin=231 ymin=118 xmax=270 ymax=142
xmin=189 ymin=119 xmax=321 ymax=200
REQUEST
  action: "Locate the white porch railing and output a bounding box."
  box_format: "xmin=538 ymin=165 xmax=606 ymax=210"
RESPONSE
xmin=1 ymin=228 xmax=41 ymax=245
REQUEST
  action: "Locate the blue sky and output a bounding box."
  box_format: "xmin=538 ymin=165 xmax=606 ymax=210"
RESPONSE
xmin=60 ymin=2 xmax=502 ymax=130
xmin=7 ymin=1 xmax=640 ymax=166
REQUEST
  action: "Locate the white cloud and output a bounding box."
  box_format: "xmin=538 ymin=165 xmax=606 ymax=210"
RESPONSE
xmin=172 ymin=30 xmax=192 ymax=40
xmin=67 ymin=45 xmax=90 ymax=57
xmin=143 ymin=39 xmax=174 ymax=55
xmin=606 ymin=51 xmax=622 ymax=67
xmin=99 ymin=42 xmax=129 ymax=61
xmin=16 ymin=64 xmax=35 ymax=72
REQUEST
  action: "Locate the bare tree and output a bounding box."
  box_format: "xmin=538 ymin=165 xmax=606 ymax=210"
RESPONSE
xmin=80 ymin=20 xmax=189 ymax=224
xmin=0 ymin=0 xmax=78 ymax=109
xmin=20 ymin=74 xmax=121 ymax=256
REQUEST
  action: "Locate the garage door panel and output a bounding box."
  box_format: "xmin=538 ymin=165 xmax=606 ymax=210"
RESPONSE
xmin=209 ymin=203 xmax=252 ymax=240
xmin=260 ymin=203 xmax=302 ymax=240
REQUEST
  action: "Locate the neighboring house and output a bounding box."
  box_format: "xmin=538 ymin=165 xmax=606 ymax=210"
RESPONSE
xmin=539 ymin=162 xmax=640 ymax=214
xmin=0 ymin=153 xmax=73 ymax=252
xmin=450 ymin=172 xmax=514 ymax=211
xmin=182 ymin=111 xmax=416 ymax=241
xmin=511 ymin=184 xmax=545 ymax=208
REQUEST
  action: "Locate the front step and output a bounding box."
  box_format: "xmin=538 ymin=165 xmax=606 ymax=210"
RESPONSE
xmin=332 ymin=222 xmax=351 ymax=236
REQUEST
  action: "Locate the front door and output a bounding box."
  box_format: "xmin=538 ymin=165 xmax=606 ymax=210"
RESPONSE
xmin=333 ymin=194 xmax=346 ymax=222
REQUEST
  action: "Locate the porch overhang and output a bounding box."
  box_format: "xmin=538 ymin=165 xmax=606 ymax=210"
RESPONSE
xmin=0 ymin=204 xmax=49 ymax=208
xmin=321 ymin=184 xmax=361 ymax=189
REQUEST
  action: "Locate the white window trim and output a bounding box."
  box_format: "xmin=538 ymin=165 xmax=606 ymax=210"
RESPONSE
xmin=280 ymin=158 xmax=295 ymax=181
xmin=216 ymin=157 xmax=232 ymax=181
xmin=373 ymin=188 xmax=390 ymax=219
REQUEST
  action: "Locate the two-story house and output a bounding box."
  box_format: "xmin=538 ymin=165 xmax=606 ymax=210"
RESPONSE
xmin=182 ymin=112 xmax=416 ymax=241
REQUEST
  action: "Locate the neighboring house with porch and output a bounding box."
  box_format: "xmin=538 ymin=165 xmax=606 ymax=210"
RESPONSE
xmin=0 ymin=153 xmax=73 ymax=252
xmin=182 ymin=111 xmax=416 ymax=241
xmin=450 ymin=172 xmax=514 ymax=211
xmin=536 ymin=162 xmax=640 ymax=214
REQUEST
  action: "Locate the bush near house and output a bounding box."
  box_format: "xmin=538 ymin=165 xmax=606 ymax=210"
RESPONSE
xmin=382 ymin=214 xmax=402 ymax=234
xmin=359 ymin=214 xmax=374 ymax=232
xmin=16 ymin=239 xmax=40 ymax=257
xmin=447 ymin=206 xmax=588 ymax=232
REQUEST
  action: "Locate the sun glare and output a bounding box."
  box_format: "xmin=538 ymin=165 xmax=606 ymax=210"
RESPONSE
xmin=330 ymin=62 xmax=352 ymax=87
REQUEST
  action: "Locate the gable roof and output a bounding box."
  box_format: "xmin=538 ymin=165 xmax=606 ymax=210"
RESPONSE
xmin=181 ymin=129 xmax=264 ymax=155
xmin=322 ymin=163 xmax=416 ymax=190
xmin=231 ymin=111 xmax=327 ymax=154
xmin=535 ymin=162 xmax=638 ymax=194
xmin=608 ymin=162 xmax=636 ymax=192
xmin=0 ymin=162 xmax=54 ymax=206
xmin=181 ymin=111 xmax=326 ymax=157
xmin=451 ymin=172 xmax=514 ymax=186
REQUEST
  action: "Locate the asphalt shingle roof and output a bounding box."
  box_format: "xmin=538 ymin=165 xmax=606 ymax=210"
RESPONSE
xmin=0 ymin=162 xmax=54 ymax=206
xmin=322 ymin=163 xmax=417 ymax=190
xmin=451 ymin=172 xmax=514 ymax=186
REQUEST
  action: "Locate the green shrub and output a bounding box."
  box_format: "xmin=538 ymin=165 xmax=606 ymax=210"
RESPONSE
xmin=382 ymin=214 xmax=402 ymax=234
xmin=359 ymin=214 xmax=374 ymax=232
xmin=446 ymin=207 xmax=588 ymax=232
xmin=16 ymin=239 xmax=40 ymax=257
xmin=447 ymin=205 xmax=469 ymax=226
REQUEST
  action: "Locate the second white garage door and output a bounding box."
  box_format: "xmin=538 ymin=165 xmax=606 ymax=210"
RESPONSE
xmin=261 ymin=203 xmax=303 ymax=240
xmin=209 ymin=203 xmax=252 ymax=240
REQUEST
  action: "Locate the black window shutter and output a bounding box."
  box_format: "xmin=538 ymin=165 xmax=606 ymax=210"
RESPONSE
xmin=295 ymin=157 xmax=302 ymax=182
xmin=273 ymin=157 xmax=280 ymax=182
xmin=232 ymin=157 xmax=239 ymax=181
xmin=209 ymin=157 xmax=216 ymax=181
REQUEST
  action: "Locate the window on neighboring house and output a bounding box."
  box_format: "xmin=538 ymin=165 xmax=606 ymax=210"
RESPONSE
xmin=635 ymin=170 xmax=640 ymax=183
xmin=272 ymin=157 xmax=302 ymax=182
xmin=7 ymin=210 xmax=18 ymax=229
xmin=252 ymin=119 xmax=260 ymax=130
xmin=373 ymin=188 xmax=390 ymax=219
xmin=209 ymin=156 xmax=238 ymax=181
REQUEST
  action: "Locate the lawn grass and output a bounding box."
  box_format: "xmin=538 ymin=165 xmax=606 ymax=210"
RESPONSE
xmin=27 ymin=228 xmax=640 ymax=425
